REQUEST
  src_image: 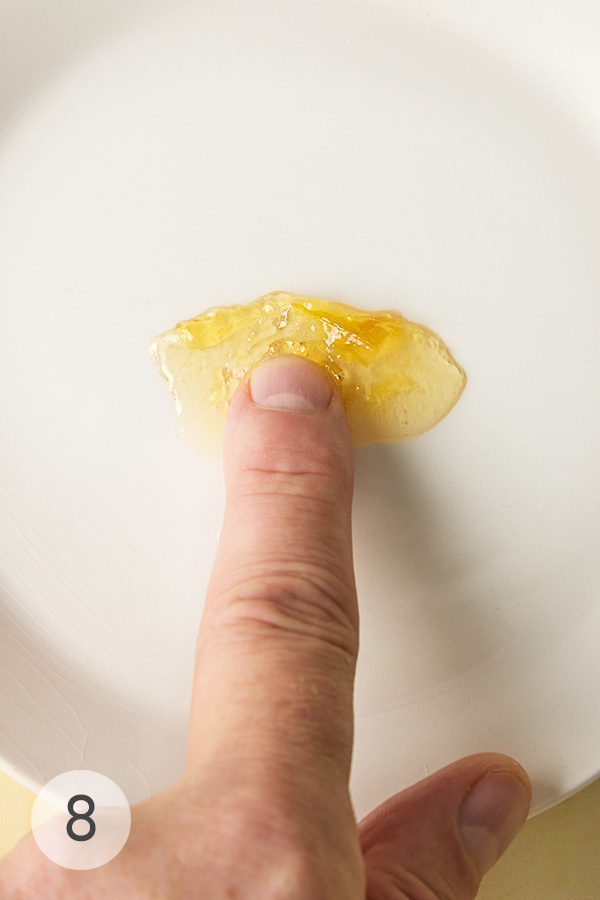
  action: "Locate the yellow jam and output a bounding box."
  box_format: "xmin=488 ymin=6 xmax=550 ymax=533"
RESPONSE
xmin=149 ymin=291 xmax=466 ymax=452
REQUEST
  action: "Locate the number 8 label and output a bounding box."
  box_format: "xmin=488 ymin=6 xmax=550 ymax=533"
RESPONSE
xmin=32 ymin=771 xmax=131 ymax=870
xmin=66 ymin=794 xmax=96 ymax=842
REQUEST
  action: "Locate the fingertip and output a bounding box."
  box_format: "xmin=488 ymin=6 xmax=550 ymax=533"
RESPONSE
xmin=223 ymin=355 xmax=352 ymax=483
xmin=359 ymin=752 xmax=532 ymax=900
xmin=460 ymin=752 xmax=532 ymax=796
xmin=249 ymin=355 xmax=334 ymax=413
xmin=458 ymin=767 xmax=531 ymax=878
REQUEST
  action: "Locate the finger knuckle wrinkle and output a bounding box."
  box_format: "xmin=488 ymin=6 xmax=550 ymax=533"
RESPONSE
xmin=239 ymin=435 xmax=348 ymax=481
xmin=217 ymin=576 xmax=357 ymax=658
xmin=237 ymin=466 xmax=346 ymax=506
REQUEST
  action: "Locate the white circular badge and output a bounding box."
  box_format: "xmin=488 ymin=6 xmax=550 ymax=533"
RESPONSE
xmin=31 ymin=770 xmax=131 ymax=870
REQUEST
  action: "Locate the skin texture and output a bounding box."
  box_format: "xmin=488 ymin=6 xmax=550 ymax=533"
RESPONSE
xmin=0 ymin=355 xmax=531 ymax=900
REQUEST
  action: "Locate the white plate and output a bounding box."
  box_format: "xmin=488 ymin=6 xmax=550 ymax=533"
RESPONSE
xmin=1 ymin=0 xmax=599 ymax=818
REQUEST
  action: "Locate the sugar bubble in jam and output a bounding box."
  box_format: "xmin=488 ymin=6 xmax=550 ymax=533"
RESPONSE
xmin=149 ymin=291 xmax=466 ymax=453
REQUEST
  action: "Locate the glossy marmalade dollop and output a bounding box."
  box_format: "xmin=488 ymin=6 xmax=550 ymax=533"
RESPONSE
xmin=149 ymin=291 xmax=466 ymax=453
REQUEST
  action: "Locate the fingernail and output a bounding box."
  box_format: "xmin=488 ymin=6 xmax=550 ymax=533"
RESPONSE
xmin=250 ymin=356 xmax=333 ymax=412
xmin=459 ymin=773 xmax=531 ymax=877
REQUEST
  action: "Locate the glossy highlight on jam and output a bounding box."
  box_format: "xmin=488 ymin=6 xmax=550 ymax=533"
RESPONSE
xmin=149 ymin=291 xmax=466 ymax=452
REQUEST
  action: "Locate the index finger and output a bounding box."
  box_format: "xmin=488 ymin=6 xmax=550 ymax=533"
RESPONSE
xmin=186 ymin=355 xmax=358 ymax=809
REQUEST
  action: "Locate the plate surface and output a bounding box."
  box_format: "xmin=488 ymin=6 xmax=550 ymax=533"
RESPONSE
xmin=1 ymin=0 xmax=599 ymax=817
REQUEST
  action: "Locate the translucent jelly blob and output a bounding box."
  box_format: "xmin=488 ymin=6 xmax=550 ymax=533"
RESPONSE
xmin=149 ymin=291 xmax=466 ymax=453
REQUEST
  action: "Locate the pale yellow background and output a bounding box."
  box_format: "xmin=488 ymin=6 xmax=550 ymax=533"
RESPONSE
xmin=1 ymin=770 xmax=599 ymax=896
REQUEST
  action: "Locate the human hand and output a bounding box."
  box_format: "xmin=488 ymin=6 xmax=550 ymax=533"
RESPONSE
xmin=0 ymin=355 xmax=531 ymax=899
